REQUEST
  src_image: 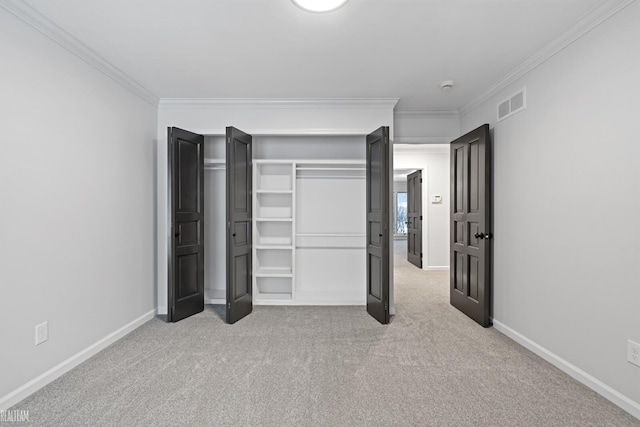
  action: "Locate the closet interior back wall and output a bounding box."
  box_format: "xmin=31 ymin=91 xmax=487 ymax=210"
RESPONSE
xmin=203 ymin=135 xmax=226 ymax=303
xmin=295 ymin=163 xmax=366 ymax=305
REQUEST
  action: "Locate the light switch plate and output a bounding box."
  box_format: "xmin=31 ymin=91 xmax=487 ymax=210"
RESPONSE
xmin=35 ymin=322 xmax=48 ymax=346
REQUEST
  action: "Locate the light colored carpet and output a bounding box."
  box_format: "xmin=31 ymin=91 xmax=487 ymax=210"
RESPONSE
xmin=12 ymin=241 xmax=640 ymax=426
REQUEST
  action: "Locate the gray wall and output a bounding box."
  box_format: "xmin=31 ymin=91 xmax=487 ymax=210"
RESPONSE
xmin=0 ymin=9 xmax=157 ymax=403
xmin=460 ymin=1 xmax=640 ymax=410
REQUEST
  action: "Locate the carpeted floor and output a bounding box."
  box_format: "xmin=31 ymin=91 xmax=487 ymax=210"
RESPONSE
xmin=12 ymin=241 xmax=640 ymax=426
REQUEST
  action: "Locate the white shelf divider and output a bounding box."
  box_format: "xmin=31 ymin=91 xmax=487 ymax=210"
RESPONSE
xmin=253 ymin=160 xmax=295 ymax=304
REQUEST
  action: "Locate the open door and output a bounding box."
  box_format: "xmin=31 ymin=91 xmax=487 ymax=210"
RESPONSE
xmin=366 ymin=126 xmax=390 ymax=324
xmin=407 ymin=170 xmax=422 ymax=268
xmin=168 ymin=127 xmax=205 ymax=322
xmin=226 ymin=127 xmax=253 ymax=324
xmin=450 ymin=124 xmax=492 ymax=327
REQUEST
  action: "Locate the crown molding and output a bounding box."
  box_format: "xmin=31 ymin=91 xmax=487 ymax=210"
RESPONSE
xmin=394 ymin=110 xmax=459 ymax=119
xmin=0 ymin=0 xmax=159 ymax=106
xmin=458 ymin=0 xmax=636 ymax=116
xmin=159 ymin=98 xmax=399 ymax=110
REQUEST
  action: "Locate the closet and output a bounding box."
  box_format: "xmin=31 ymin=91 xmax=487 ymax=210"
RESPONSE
xmin=190 ymin=134 xmax=368 ymax=308
xmin=254 ymin=159 xmax=366 ymax=305
xmin=166 ymin=126 xmax=391 ymax=325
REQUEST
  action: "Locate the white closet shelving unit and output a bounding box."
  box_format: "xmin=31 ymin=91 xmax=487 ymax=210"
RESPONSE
xmin=253 ymin=159 xmax=366 ymax=306
xmin=253 ymin=161 xmax=296 ymax=303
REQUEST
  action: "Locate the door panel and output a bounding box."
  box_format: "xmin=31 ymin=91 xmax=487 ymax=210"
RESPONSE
xmin=450 ymin=124 xmax=492 ymax=327
xmin=366 ymin=126 xmax=390 ymax=324
xmin=226 ymin=127 xmax=253 ymax=324
xmin=407 ymin=170 xmax=422 ymax=268
xmin=168 ymin=127 xmax=205 ymax=322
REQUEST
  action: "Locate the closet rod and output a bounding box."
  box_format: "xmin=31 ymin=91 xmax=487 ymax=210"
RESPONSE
xmin=296 ymin=233 xmax=366 ymax=237
xmin=296 ymin=176 xmax=365 ymax=180
xmin=296 ymin=246 xmax=366 ymax=249
xmin=295 ymin=167 xmax=365 ymax=171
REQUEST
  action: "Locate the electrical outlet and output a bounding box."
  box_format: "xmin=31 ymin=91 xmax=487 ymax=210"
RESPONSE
xmin=628 ymin=340 xmax=640 ymax=368
xmin=35 ymin=322 xmax=48 ymax=346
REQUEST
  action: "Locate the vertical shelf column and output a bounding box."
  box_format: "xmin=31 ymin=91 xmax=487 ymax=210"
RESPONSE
xmin=253 ymin=161 xmax=295 ymax=304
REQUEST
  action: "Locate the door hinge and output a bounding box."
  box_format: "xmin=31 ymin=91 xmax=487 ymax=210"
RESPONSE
xmin=384 ymin=303 xmax=388 ymax=311
xmin=420 ymin=215 xmax=423 ymax=220
xmin=227 ymin=222 xmax=231 ymax=228
xmin=420 ymin=253 xmax=423 ymax=258
xmin=227 ymin=302 xmax=231 ymax=309
xmin=420 ymin=178 xmax=423 ymax=183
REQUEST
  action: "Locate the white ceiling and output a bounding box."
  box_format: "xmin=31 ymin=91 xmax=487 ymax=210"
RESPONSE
xmin=21 ymin=0 xmax=602 ymax=110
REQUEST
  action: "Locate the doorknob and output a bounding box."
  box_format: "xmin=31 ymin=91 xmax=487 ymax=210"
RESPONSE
xmin=474 ymin=232 xmax=493 ymax=240
xmin=232 ymin=233 xmax=237 ymax=237
xmin=379 ymin=234 xmax=383 ymax=237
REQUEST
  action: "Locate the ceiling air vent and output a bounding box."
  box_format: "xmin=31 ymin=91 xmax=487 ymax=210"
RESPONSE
xmin=497 ymin=87 xmax=526 ymax=122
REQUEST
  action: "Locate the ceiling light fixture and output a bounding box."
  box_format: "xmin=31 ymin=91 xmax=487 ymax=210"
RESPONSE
xmin=291 ymin=0 xmax=349 ymax=13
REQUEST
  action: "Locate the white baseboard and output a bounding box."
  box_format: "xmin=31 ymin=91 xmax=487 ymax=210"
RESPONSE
xmin=424 ymin=266 xmax=449 ymax=271
xmin=0 ymin=309 xmax=156 ymax=410
xmin=493 ymin=319 xmax=640 ymax=421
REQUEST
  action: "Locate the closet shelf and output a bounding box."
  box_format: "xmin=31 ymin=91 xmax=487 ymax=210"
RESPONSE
xmin=296 ymin=233 xmax=365 ymax=237
xmin=255 ymin=245 xmax=294 ymax=250
xmin=255 ymin=268 xmax=293 ymax=277
xmin=255 ymin=190 xmax=293 ymax=194
xmin=255 ymin=293 xmax=293 ymax=301
xmin=295 ymin=167 xmax=365 ymax=171
xmin=296 ymin=175 xmax=365 ymax=180
xmin=255 ymin=218 xmax=293 ymax=222
xmin=296 ymin=246 xmax=366 ymax=249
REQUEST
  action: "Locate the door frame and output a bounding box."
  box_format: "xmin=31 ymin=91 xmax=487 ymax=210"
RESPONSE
xmin=393 ymin=166 xmax=428 ymax=269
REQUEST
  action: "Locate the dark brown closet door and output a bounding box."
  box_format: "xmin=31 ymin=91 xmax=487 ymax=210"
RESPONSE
xmin=366 ymin=126 xmax=390 ymax=324
xmin=226 ymin=127 xmax=253 ymax=324
xmin=407 ymin=170 xmax=422 ymax=268
xmin=450 ymin=124 xmax=492 ymax=327
xmin=168 ymin=127 xmax=205 ymax=322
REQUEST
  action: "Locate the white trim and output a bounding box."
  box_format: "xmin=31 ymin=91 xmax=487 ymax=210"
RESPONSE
xmin=493 ymin=319 xmax=640 ymax=421
xmin=0 ymin=309 xmax=156 ymax=410
xmin=159 ymin=98 xmax=399 ymax=110
xmin=0 ymin=0 xmax=159 ymax=106
xmin=166 ymin=128 xmax=386 ymax=137
xmin=424 ymin=266 xmax=450 ymax=271
xmin=458 ymin=0 xmax=636 ymax=116
xmin=393 ymin=136 xmax=454 ymax=145
xmin=394 ymin=110 xmax=459 ymax=118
